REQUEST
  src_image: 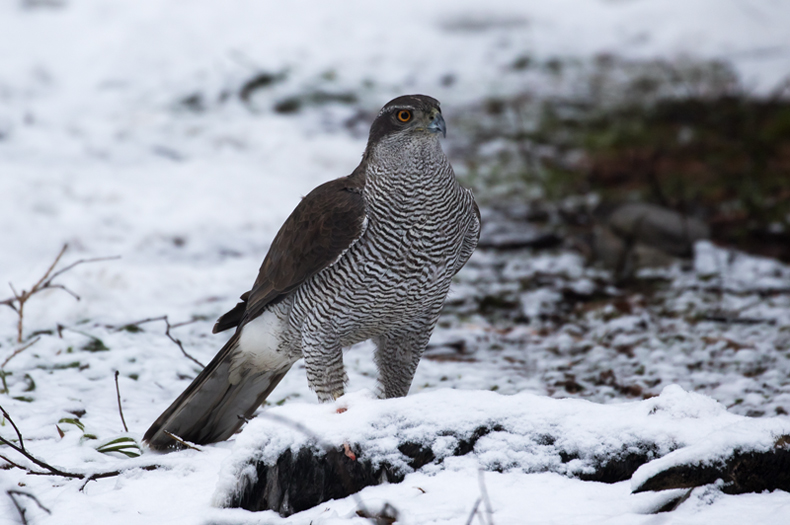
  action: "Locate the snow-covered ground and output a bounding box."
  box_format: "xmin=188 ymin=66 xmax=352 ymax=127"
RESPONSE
xmin=1 ymin=1 xmax=790 ymax=524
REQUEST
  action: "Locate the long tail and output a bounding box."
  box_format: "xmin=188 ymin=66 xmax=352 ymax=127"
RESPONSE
xmin=143 ymin=333 xmax=290 ymax=451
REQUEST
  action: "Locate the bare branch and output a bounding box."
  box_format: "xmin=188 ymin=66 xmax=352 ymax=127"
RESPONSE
xmin=44 ymin=284 xmax=81 ymax=301
xmin=6 ymin=282 xmax=20 ymax=305
xmin=112 ymin=315 xmax=205 ymax=368
xmin=0 ymin=404 xmax=26 ymax=452
xmin=0 ymin=433 xmax=160 ymax=481
xmin=0 ymin=434 xmax=84 ymax=478
xmin=164 ymin=318 xmax=205 ymax=368
xmin=478 ymin=468 xmax=495 ymax=525
xmin=113 ymin=315 xmax=169 ymax=328
xmin=701 ymin=314 xmax=776 ymax=325
xmin=0 ymin=452 xmax=27 ymax=470
xmin=0 ymin=406 xmax=160 ymax=482
xmin=8 ymin=489 xmax=51 ymax=525
xmin=1 ymin=337 xmax=41 ymax=370
xmin=30 ymin=244 xmax=69 ymax=292
xmin=8 ymin=491 xmax=30 ymax=525
xmin=465 ymin=498 xmax=482 ymax=525
xmin=163 ymin=431 xmax=202 ymax=451
xmin=44 ymin=254 xmax=121 ymax=286
xmin=114 ymin=371 xmax=128 ymax=433
xmin=1 ymin=245 xmax=120 ymax=342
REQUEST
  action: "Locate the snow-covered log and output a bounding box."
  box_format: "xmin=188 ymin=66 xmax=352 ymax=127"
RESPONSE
xmin=213 ymin=386 xmax=790 ymax=516
xmin=632 ymin=431 xmax=790 ymax=495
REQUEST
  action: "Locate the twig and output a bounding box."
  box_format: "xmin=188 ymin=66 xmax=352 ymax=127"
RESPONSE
xmin=77 ymin=476 xmax=94 ymax=493
xmin=678 ymin=285 xmax=790 ymax=298
xmin=465 ymin=498 xmax=482 ymax=525
xmin=164 ymin=318 xmax=205 ymax=368
xmin=0 ymin=433 xmax=87 ymax=478
xmin=1 ymin=337 xmax=41 ymax=369
xmin=0 ymin=452 xmax=27 ymax=470
xmin=478 ymin=468 xmax=495 ymax=525
xmin=701 ymin=315 xmax=777 ymax=325
xmin=114 ymin=371 xmax=128 ymax=433
xmin=0 ymin=244 xmax=120 ymax=343
xmin=0 ymin=433 xmax=159 ymax=480
xmin=112 ymin=316 xmax=204 ymax=368
xmin=163 ymin=431 xmax=202 ymax=452
xmin=0 ymin=407 xmax=159 ymax=481
xmin=7 ymin=489 xmax=51 ymax=525
xmin=7 ymin=490 xmax=28 ymax=525
xmin=0 ymin=404 xmax=26 ymax=452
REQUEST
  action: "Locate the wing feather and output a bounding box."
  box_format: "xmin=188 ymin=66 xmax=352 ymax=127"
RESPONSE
xmin=213 ymin=174 xmax=366 ymax=333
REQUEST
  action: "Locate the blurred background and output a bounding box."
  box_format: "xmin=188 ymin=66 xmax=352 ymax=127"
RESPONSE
xmin=2 ymin=1 xmax=788 ymax=263
xmin=1 ymin=0 xmax=790 ymax=418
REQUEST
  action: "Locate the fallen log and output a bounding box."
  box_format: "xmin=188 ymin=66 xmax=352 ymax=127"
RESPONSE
xmin=212 ymin=387 xmax=790 ymax=517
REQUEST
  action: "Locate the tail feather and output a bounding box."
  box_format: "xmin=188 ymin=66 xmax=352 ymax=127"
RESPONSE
xmin=143 ymin=334 xmax=290 ymax=450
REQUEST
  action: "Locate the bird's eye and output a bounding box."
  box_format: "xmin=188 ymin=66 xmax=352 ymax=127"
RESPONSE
xmin=397 ymin=110 xmax=412 ymax=123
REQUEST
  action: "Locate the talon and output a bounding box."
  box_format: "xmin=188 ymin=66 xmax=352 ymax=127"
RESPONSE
xmin=343 ymin=442 xmax=356 ymax=461
xmin=336 ymin=406 xmax=347 ymax=414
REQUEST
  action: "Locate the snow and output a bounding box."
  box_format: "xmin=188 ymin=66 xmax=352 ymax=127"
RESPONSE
xmin=212 ymin=386 xmax=790 ymax=523
xmin=2 ymin=1 xmax=790 ymax=524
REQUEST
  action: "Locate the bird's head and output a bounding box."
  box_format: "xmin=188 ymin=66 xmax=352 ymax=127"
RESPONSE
xmin=365 ymin=95 xmax=446 ymax=157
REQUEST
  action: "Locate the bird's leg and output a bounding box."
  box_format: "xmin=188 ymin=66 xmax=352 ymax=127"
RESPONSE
xmin=302 ymin=331 xmax=346 ymax=402
xmin=374 ymin=329 xmax=430 ymax=399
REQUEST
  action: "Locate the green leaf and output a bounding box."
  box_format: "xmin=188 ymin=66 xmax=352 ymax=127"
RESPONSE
xmin=0 ymin=370 xmax=11 ymax=394
xmin=58 ymin=417 xmax=85 ymax=431
xmin=81 ymin=338 xmax=109 ymax=352
xmin=96 ymin=436 xmax=143 ymax=458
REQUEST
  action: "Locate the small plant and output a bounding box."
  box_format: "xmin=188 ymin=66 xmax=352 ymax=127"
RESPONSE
xmin=95 ymin=436 xmax=143 ymax=459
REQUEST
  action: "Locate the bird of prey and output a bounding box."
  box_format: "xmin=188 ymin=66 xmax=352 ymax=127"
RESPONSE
xmin=144 ymin=95 xmax=480 ymax=450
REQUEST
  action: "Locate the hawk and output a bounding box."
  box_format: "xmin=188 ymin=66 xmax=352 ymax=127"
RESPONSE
xmin=144 ymin=95 xmax=480 ymax=450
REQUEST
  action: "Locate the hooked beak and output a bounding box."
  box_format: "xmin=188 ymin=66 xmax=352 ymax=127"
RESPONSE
xmin=427 ymin=112 xmax=446 ymax=138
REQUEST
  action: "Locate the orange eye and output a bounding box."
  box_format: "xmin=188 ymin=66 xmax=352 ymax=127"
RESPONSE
xmin=397 ymin=110 xmax=412 ymax=122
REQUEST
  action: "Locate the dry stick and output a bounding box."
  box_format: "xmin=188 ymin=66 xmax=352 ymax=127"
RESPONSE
xmin=1 ymin=337 xmax=41 ymax=370
xmin=465 ymin=498 xmax=482 ymax=525
xmin=113 ymin=371 xmax=128 ymax=433
xmin=0 ymin=244 xmax=120 ymax=342
xmin=7 ymin=489 xmax=51 ymax=525
xmin=7 ymin=491 xmax=30 ymax=525
xmin=0 ymin=433 xmax=159 ymax=481
xmin=113 ymin=316 xmax=205 ymax=368
xmin=0 ymin=434 xmax=88 ymax=478
xmin=164 ymin=318 xmax=205 ymax=368
xmin=162 ymin=431 xmax=202 ymax=451
xmin=0 ymin=452 xmax=27 ymax=470
xmin=7 ymin=490 xmax=28 ymax=525
xmin=3 ymin=245 xmax=69 ymax=343
xmin=0 ymin=405 xmax=26 ymax=453
xmin=478 ymin=468 xmax=495 ymax=525
xmin=0 ymin=409 xmax=159 ymax=481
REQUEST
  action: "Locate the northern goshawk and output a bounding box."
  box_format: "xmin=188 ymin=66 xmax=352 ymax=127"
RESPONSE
xmin=144 ymin=95 xmax=480 ymax=450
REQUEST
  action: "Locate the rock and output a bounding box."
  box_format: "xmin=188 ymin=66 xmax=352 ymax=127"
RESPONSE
xmin=594 ymin=202 xmax=709 ymax=277
xmin=477 ymin=206 xmax=563 ymax=251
